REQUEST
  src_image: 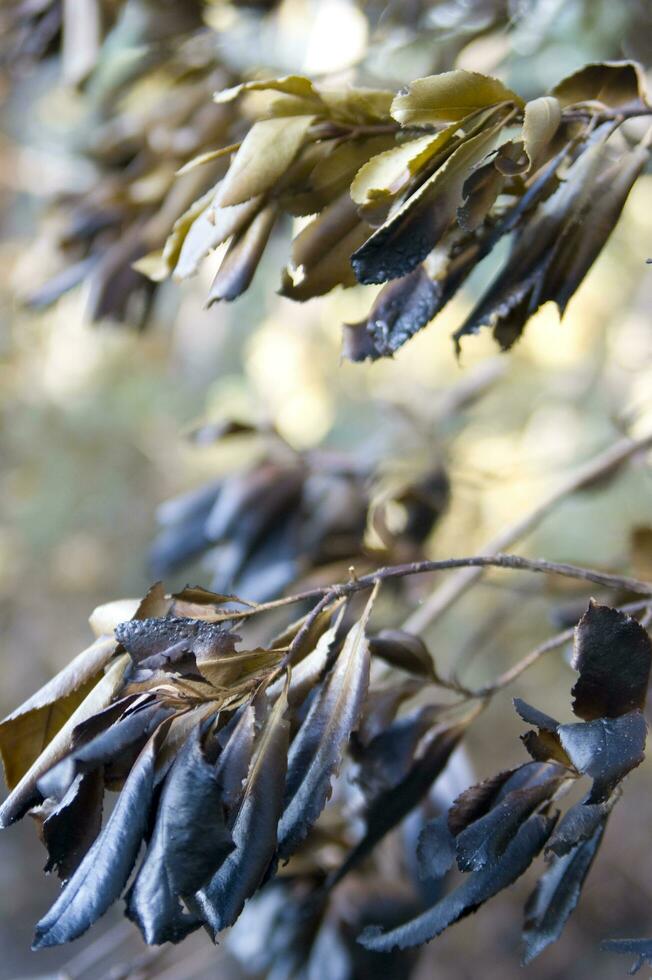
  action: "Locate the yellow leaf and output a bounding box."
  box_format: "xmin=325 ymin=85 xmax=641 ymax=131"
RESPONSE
xmin=175 ymin=143 xmax=241 ymax=177
xmin=522 ymin=96 xmax=561 ymax=169
xmin=218 ymin=116 xmax=315 ymax=208
xmin=391 ymin=69 xmax=524 ymax=126
xmin=350 ymin=127 xmax=457 ymax=205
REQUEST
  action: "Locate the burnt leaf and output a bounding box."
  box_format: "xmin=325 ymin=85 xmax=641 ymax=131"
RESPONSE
xmin=343 ymin=266 xmax=444 ymax=361
xmin=571 ymin=601 xmax=652 ymax=721
xmin=522 ymin=819 xmax=607 ymax=963
xmin=351 ymin=106 xmax=512 ymax=285
xmin=416 ymin=815 xmax=456 ymax=881
xmin=546 ymin=799 xmax=613 ymax=857
xmin=455 ymin=774 xmax=563 ymax=873
xmin=32 ymin=724 xmax=168 ymax=949
xmin=448 ymin=767 xmax=520 ymax=836
xmin=37 ymin=770 xmax=104 ymax=881
xmin=126 ymin=727 xmax=233 ymax=945
xmin=276 ymin=590 xmax=374 ymax=860
xmin=194 ymin=687 xmax=290 ymax=934
xmin=355 ymin=704 xmax=441 ymax=799
xmin=213 ymin=704 xmax=257 ymax=812
xmin=37 ymin=701 xmax=173 ymax=802
xmin=368 ymin=629 xmax=436 ymax=680
xmin=359 ymin=813 xmax=553 ymax=952
xmin=513 ymin=698 xmax=570 ymax=766
xmin=330 ymin=720 xmax=467 ymax=888
xmin=114 ymin=616 xmax=238 ymax=668
xmin=601 ymin=937 xmax=652 ymax=974
xmin=557 ymin=712 xmax=647 ymax=803
xmin=356 ymin=680 xmax=422 ymax=747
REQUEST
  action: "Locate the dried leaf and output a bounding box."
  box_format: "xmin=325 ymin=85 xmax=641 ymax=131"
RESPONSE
xmin=416 ymin=814 xmax=456 ymax=881
xmin=277 ymin=589 xmax=375 ymax=860
xmin=350 ymin=129 xmax=456 ymax=206
xmin=32 ymin=723 xmax=169 ymax=949
xmin=551 ymin=60 xmax=648 ymax=110
xmin=37 ymin=770 xmax=104 ymax=881
xmin=368 ymin=629 xmax=437 ymax=680
xmin=522 ymin=97 xmax=561 ymax=169
xmin=114 ymin=616 xmax=238 ymax=668
xmin=0 ymin=636 xmax=116 ymax=791
xmin=217 ymin=116 xmax=315 ymax=208
xmin=522 ymin=819 xmax=606 ymax=963
xmin=391 ymin=70 xmax=523 ymax=126
xmin=571 ymin=601 xmax=652 ymax=720
xmin=359 ymin=813 xmax=553 ymax=951
xmin=207 ymin=203 xmax=278 ymax=303
xmin=126 ymin=727 xmax=234 ymax=944
xmin=557 ymin=712 xmax=647 ymax=803
xmin=601 ymin=937 xmax=652 ymax=974
xmin=194 ymin=687 xmax=290 ymax=934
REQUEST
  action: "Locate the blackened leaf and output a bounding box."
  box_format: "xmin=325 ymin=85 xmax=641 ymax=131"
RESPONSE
xmin=601 ymin=937 xmax=652 ymax=974
xmin=551 ymin=60 xmax=648 ymax=110
xmin=557 ymin=712 xmax=647 ymax=803
xmin=351 ymin=107 xmax=511 ymax=285
xmin=38 ymin=770 xmax=104 ymax=880
xmin=342 ymin=265 xmax=442 ymax=361
xmin=277 ymin=589 xmax=375 ymax=860
xmin=0 ymin=654 xmax=130 ymax=829
xmin=214 ymin=703 xmax=257 ymax=812
xmin=194 ymin=687 xmax=290 ymax=934
xmin=115 ymin=617 xmax=238 ymax=668
xmin=126 ymin=727 xmax=233 ymax=944
xmin=447 ymin=768 xmax=518 ymax=836
xmin=356 ymin=681 xmax=421 ymax=747
xmin=546 ymin=799 xmax=612 ymax=857
xmin=267 ymin=624 xmax=338 ymax=709
xmin=513 ymin=698 xmax=570 ymax=766
xmin=368 ymin=629 xmax=436 ymax=680
xmin=455 ymin=775 xmax=563 ymax=872
xmin=513 ymin=699 xmax=560 ymax=731
xmin=359 ymin=813 xmax=553 ymax=952
xmin=355 ymin=705 xmax=441 ymax=799
xmin=416 ymin=815 xmax=456 ymax=881
xmin=330 ymin=721 xmax=467 ymax=889
xmin=522 ymin=819 xmax=606 ymax=963
xmin=571 ymin=601 xmax=652 ymax=720
xmin=0 ymin=636 xmax=117 ymax=790
xmin=32 ymin=724 xmax=168 ymax=949
xmin=37 ymin=701 xmax=172 ymax=801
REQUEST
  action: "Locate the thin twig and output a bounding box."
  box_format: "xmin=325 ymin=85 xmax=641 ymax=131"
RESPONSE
xmin=401 ymin=431 xmax=652 ymax=634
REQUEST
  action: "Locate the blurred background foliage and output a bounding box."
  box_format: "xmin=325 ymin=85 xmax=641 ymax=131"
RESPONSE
xmin=1 ymin=0 xmax=652 ymax=977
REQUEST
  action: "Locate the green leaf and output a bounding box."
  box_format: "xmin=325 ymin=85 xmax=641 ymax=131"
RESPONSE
xmin=391 ymin=70 xmax=523 ymax=126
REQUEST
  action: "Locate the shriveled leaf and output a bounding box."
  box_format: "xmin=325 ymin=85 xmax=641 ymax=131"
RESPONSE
xmin=32 ymin=723 xmax=169 ymax=949
xmin=174 ymin=194 xmax=263 ymax=281
xmin=523 ymin=819 xmax=606 ymax=963
xmin=557 ymin=712 xmax=647 ymax=802
xmin=601 ymin=937 xmax=652 ymax=974
xmin=350 ymin=129 xmax=455 ymax=205
xmin=114 ymin=616 xmax=238 ymax=669
xmin=522 ymin=97 xmax=561 ymax=169
xmin=368 ymin=629 xmax=436 ymax=680
xmin=356 ymin=680 xmax=421 ymax=747
xmin=176 ymin=143 xmax=240 ymax=177
xmin=126 ymin=727 xmax=233 ymax=944
xmin=0 ymin=653 xmax=130 ymax=829
xmin=196 ymin=646 xmax=282 ymax=690
xmin=214 ymin=704 xmax=257 ymax=811
xmin=391 ymin=70 xmax=523 ymax=126
xmin=359 ymin=813 xmax=553 ymax=951
xmin=214 ymin=76 xmax=319 ymax=106
xmin=0 ymin=636 xmax=116 ymax=791
xmin=546 ymin=799 xmax=613 ymax=857
xmin=343 ymin=265 xmax=443 ymax=360
xmin=195 ymin=687 xmax=290 ymax=934
xmin=207 ymin=204 xmax=278 ymax=303
xmin=36 ymin=770 xmax=104 ymax=881
xmin=352 ymin=106 xmax=512 ymax=284
xmin=217 ymin=116 xmax=315 ymax=208
xmin=355 ymin=704 xmax=441 ymax=799
xmin=455 ymin=772 xmax=563 ymax=873
xmin=571 ymin=601 xmax=652 ymax=720
xmin=416 ymin=814 xmax=456 ymax=881
xmin=330 ymin=720 xmax=467 ymax=888
xmin=37 ymin=701 xmax=173 ymax=802
xmin=551 ymin=60 xmax=649 ymax=110
xmin=277 ymin=588 xmax=375 ymax=860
